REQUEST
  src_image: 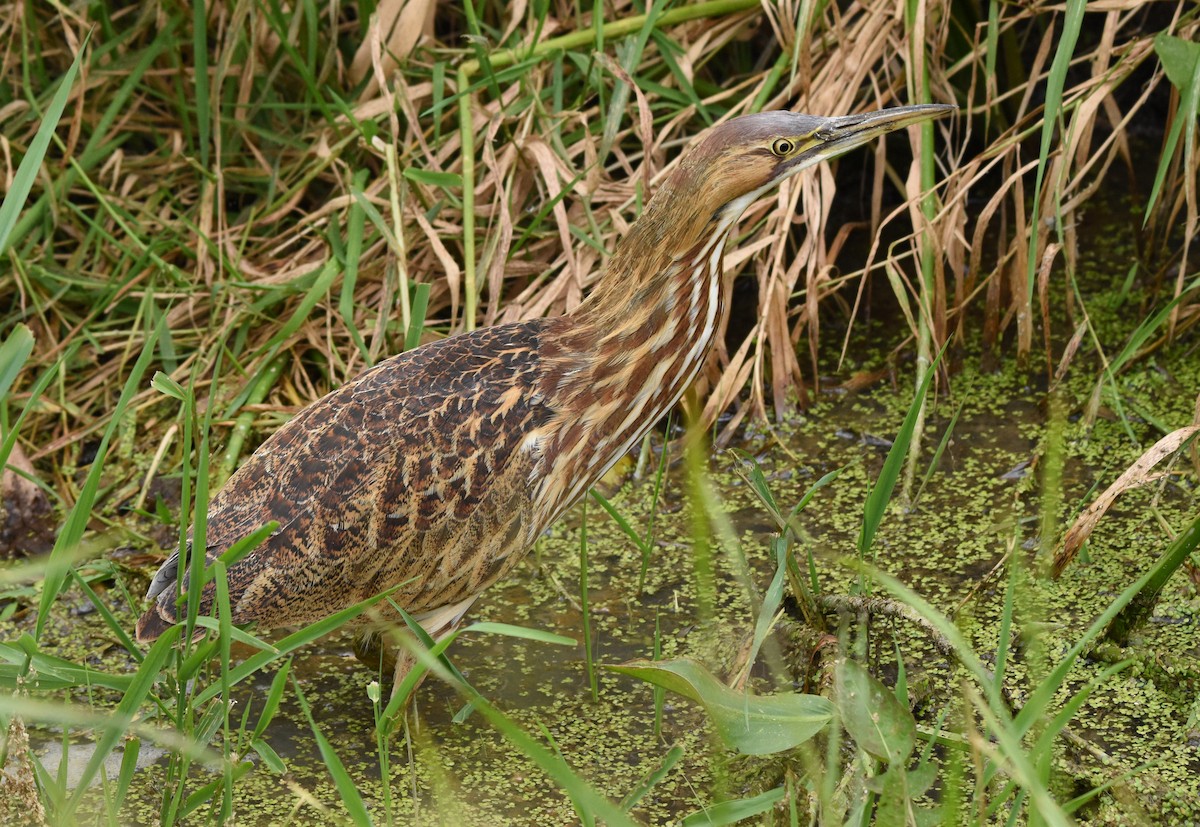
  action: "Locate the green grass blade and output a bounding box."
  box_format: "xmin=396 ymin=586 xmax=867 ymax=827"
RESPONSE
xmin=188 ymin=617 xmax=276 ymax=652
xmin=649 ymin=31 xmax=711 ymax=124
xmin=397 ymin=635 xmax=640 ymax=827
xmin=338 ymin=170 xmax=371 ymax=364
xmin=292 ymin=676 xmax=373 ymax=826
xmin=69 ymin=568 xmax=141 ymax=660
xmin=608 ymin=658 xmax=834 ymax=755
xmin=858 ymin=345 xmax=944 ymax=557
xmin=620 ymin=744 xmax=684 ymax=811
xmin=1030 ymin=659 xmax=1132 ymax=765
xmin=786 ymin=468 xmax=842 ymax=523
xmin=1102 ymin=510 xmax=1200 ymax=646
xmin=993 ymin=549 xmax=1019 ymax=693
xmin=0 ymin=324 xmax=34 ymax=402
xmin=1023 ymin=0 xmax=1086 ymax=304
xmin=580 ymin=499 xmax=597 ymax=701
xmin=0 ymin=31 xmax=90 ymax=256
xmin=185 ymin=365 xmax=211 ymax=646
xmin=250 ymin=737 xmax=286 ymax=773
xmin=1108 ymin=279 xmax=1199 ymax=374
xmin=1062 ymin=760 xmax=1162 ymax=815
xmin=969 ymin=690 xmax=1072 ymax=827
xmin=0 ymin=638 xmax=133 ymax=692
xmin=739 ymin=536 xmax=788 ymax=684
xmin=598 ymin=0 xmax=663 ymax=163
xmin=863 ymin=558 xmax=1163 ymax=798
xmin=984 ymin=0 xmax=1001 ymax=105
xmin=911 ymin=400 xmax=963 ymax=507
xmin=35 ymin=318 xmax=161 ymax=640
xmin=1144 ymin=34 xmax=1200 ymax=225
xmin=404 ymin=282 xmax=431 ymax=352
xmin=403 ymin=168 xmax=462 ymax=188
xmin=111 ymin=736 xmax=141 ymax=819
xmin=729 ymin=450 xmax=783 ymax=523
xmin=350 ymin=188 xmax=401 ymax=251
xmin=217 ymin=357 xmax=286 ymax=486
xmin=191 ymin=0 xmax=210 ymax=169
xmin=176 ymin=762 xmax=254 ymax=821
xmin=590 ymin=489 xmax=650 ymax=555
xmin=681 ymin=786 xmax=786 ymax=826
xmin=65 ymin=626 xmax=183 ymax=813
xmin=463 ymin=622 xmax=576 ymax=646
xmin=378 ymin=617 xmax=576 ymax=729
xmin=190 ymin=581 xmax=408 ymax=706
xmin=251 ymin=659 xmax=293 ymax=741
xmin=259 ymin=259 xmax=339 ymax=357
xmin=856 ymin=564 xmax=1003 ymax=708
xmin=0 ymin=342 xmax=75 ymax=490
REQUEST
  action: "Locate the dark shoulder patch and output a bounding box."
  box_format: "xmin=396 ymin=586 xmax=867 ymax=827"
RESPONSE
xmin=196 ymin=319 xmax=558 ymax=626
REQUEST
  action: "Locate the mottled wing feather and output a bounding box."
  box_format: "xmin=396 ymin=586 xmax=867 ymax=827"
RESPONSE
xmin=145 ymin=320 xmax=556 ymax=633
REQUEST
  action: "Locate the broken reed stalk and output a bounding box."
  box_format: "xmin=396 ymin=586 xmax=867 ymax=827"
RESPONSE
xmin=1 ymin=1 xmax=1196 ymax=491
xmin=454 ymin=0 xmax=761 ymax=329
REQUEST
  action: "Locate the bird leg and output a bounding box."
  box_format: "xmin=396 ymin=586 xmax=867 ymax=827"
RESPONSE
xmin=388 ymin=644 xmax=423 ymax=704
xmin=351 ymin=628 xmax=397 ymax=677
xmin=394 ymin=594 xmax=480 ymax=700
xmin=351 ymin=595 xmax=481 ymax=706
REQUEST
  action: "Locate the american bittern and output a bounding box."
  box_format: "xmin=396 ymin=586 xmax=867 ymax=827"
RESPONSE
xmin=136 ymin=104 xmax=953 ymax=691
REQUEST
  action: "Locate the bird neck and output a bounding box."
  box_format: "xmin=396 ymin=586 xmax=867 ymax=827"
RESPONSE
xmin=531 ymin=209 xmax=733 ymax=517
xmin=556 ymin=208 xmax=732 ymax=400
xmin=565 ymin=173 xmax=736 ymax=343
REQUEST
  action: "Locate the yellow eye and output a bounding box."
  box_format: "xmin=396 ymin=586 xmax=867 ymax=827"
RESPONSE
xmin=771 ymin=138 xmax=794 ymax=156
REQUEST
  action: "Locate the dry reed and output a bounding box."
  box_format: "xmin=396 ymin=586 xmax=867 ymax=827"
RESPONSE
xmin=0 ymin=0 xmax=1195 ymax=506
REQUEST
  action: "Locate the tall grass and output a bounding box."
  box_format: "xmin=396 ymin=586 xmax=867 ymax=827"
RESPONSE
xmin=2 ymin=0 xmax=1199 ymax=823
xmin=2 ymin=1 xmax=1194 ymax=465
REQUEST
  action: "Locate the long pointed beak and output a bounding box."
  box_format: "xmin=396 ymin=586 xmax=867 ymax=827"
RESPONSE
xmin=811 ymin=103 xmax=956 ymax=157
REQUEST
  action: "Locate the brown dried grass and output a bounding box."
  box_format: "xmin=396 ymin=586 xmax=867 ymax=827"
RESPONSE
xmin=0 ymin=0 xmax=1196 ymax=507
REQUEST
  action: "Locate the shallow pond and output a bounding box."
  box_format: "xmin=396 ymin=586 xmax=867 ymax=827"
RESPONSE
xmin=5 ymin=193 xmax=1200 ymax=825
xmin=11 ymin=340 xmax=1200 ymax=824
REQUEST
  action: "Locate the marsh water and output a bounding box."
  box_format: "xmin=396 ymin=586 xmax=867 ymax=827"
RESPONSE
xmin=8 ymin=193 xmax=1200 ymax=824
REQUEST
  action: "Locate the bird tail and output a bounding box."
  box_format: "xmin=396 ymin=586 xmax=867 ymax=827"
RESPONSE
xmin=134 ymin=604 xmax=176 ymax=643
xmin=136 ymin=541 xmax=220 ymax=644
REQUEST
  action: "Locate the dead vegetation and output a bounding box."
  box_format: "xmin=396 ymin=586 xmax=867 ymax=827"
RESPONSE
xmin=0 ymin=0 xmax=1197 ymax=509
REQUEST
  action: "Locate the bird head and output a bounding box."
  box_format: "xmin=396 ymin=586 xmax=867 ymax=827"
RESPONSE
xmin=623 ymin=104 xmax=955 ymax=264
xmin=680 ymin=104 xmax=955 ymax=223
xmin=588 ymin=103 xmax=954 ymax=322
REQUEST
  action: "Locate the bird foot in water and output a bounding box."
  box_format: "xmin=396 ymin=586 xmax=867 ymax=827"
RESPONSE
xmin=352 ymin=629 xmax=429 ymax=705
